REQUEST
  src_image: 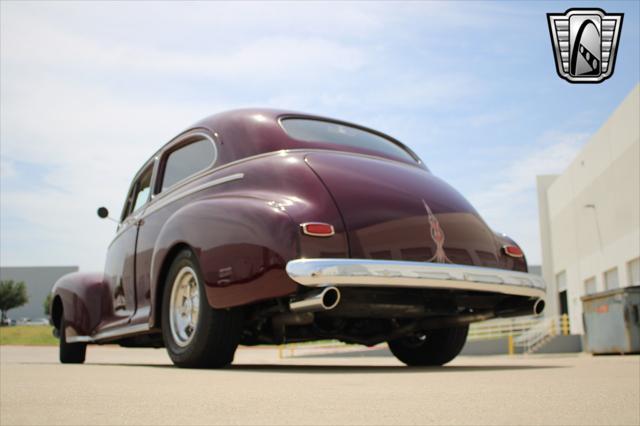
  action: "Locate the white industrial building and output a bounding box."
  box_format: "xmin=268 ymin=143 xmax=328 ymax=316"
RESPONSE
xmin=537 ymin=84 xmax=640 ymax=334
xmin=0 ymin=266 xmax=78 ymax=321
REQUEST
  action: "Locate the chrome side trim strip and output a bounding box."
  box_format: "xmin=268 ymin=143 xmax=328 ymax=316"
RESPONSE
xmin=138 ymin=148 xmax=419 ymax=221
xmin=66 ymin=336 xmax=92 ymax=343
xmin=142 ymin=173 xmax=244 ymax=217
xmin=66 ymin=323 xmax=151 ymax=344
xmin=166 ymin=147 xmax=421 ymax=189
xmin=286 ymin=259 xmax=546 ymax=299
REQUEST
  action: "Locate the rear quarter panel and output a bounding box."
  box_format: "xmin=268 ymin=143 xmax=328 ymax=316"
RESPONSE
xmin=136 ymin=151 xmax=348 ymax=327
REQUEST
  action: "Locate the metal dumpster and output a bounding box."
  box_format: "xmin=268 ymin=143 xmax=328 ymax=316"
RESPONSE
xmin=581 ymin=286 xmax=640 ymax=354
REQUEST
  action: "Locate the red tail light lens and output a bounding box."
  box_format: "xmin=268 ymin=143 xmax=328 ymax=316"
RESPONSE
xmin=503 ymin=245 xmax=524 ymax=258
xmin=301 ymin=223 xmax=335 ymax=237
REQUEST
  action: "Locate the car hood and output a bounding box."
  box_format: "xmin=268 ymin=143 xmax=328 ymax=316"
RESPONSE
xmin=304 ymin=152 xmax=503 ymax=268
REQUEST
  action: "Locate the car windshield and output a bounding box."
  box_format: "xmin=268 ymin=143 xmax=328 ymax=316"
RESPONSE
xmin=281 ymin=118 xmax=417 ymax=163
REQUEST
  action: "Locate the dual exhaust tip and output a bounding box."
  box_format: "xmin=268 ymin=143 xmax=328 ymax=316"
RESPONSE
xmin=289 ymin=286 xmax=341 ymax=313
xmin=533 ymin=298 xmax=546 ymax=316
xmin=289 ymin=286 xmax=546 ymax=317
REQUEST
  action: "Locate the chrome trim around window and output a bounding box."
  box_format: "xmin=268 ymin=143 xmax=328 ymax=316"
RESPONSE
xmin=277 ymin=115 xmax=424 ymax=167
xmin=286 ymin=259 xmax=546 ymax=299
xmin=157 ymin=132 xmax=219 ymax=195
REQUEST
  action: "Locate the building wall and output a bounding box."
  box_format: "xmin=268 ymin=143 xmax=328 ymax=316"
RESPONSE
xmin=528 ymin=265 xmax=542 ymax=277
xmin=537 ymin=174 xmax=559 ymax=318
xmin=0 ymin=266 xmax=78 ymax=320
xmin=538 ymin=84 xmax=640 ymax=334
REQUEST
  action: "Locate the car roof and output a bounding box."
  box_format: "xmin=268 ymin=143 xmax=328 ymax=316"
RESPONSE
xmin=132 ymin=108 xmax=423 ymax=186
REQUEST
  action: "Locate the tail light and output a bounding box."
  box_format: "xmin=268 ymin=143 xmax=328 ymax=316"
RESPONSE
xmin=301 ymin=222 xmax=335 ymax=237
xmin=502 ymin=245 xmax=524 ymax=258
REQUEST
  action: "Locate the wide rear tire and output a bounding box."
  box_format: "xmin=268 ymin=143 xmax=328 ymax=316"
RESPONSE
xmin=162 ymin=249 xmax=243 ymax=368
xmin=59 ymin=318 xmax=87 ymax=364
xmin=388 ymin=326 xmax=469 ymax=366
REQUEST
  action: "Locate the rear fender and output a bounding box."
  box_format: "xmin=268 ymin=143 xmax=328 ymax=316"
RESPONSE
xmin=494 ymin=232 xmax=528 ymax=272
xmin=150 ymin=196 xmax=299 ymax=324
xmin=51 ymin=272 xmax=110 ymax=338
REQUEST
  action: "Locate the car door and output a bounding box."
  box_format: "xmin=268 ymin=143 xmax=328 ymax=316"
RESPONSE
xmin=100 ymin=162 xmax=154 ymax=331
xmin=129 ymin=133 xmax=219 ymax=326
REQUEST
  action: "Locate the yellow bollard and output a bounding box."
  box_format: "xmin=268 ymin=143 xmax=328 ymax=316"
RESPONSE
xmin=278 ymin=344 xmax=284 ymax=359
xmin=561 ymin=314 xmax=570 ymax=335
xmin=508 ymin=334 xmax=514 ymax=355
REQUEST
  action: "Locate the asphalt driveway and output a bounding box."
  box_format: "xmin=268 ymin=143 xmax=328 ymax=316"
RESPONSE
xmin=0 ymin=345 xmax=638 ymax=425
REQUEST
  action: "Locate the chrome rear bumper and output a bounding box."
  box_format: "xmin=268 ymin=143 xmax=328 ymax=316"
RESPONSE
xmin=286 ymin=259 xmax=546 ymax=299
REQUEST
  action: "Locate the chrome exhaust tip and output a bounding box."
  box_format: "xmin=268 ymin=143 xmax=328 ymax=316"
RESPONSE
xmin=290 ymin=286 xmax=341 ymax=313
xmin=533 ymin=298 xmax=545 ymax=315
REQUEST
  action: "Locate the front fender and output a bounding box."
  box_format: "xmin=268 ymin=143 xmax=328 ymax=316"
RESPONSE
xmin=150 ymin=196 xmax=299 ymax=319
xmin=51 ymin=272 xmax=110 ymax=338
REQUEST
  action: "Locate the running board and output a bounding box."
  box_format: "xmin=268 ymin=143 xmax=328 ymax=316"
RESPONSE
xmin=66 ymin=323 xmax=151 ymax=344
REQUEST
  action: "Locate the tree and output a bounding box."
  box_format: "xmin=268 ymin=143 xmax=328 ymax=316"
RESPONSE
xmin=43 ymin=293 xmax=53 ymax=316
xmin=0 ymin=280 xmax=29 ymax=324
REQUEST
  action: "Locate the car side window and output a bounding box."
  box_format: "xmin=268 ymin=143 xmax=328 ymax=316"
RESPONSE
xmin=131 ymin=169 xmax=152 ymax=213
xmin=122 ymin=165 xmax=153 ymax=221
xmin=160 ymin=137 xmax=216 ymax=192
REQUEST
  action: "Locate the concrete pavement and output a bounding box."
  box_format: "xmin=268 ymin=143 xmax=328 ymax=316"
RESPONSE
xmin=1 ymin=345 xmax=638 ymax=425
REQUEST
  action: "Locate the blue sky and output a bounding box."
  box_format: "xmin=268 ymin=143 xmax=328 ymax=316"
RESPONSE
xmin=1 ymin=1 xmax=638 ymax=271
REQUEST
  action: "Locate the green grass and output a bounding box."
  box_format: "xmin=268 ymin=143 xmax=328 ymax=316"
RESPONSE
xmin=0 ymin=325 xmax=58 ymax=346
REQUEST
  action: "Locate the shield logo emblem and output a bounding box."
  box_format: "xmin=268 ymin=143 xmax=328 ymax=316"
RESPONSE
xmin=547 ymin=8 xmax=623 ymax=83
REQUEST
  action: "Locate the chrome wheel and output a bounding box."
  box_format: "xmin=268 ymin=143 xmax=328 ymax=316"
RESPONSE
xmin=169 ymin=266 xmax=200 ymax=347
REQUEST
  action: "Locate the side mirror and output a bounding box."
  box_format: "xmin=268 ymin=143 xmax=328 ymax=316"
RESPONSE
xmin=97 ymin=207 xmax=109 ymax=219
xmin=97 ymin=207 xmax=119 ymax=224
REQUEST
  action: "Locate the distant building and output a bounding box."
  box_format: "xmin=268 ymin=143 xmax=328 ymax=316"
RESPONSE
xmin=537 ymin=84 xmax=640 ymax=334
xmin=0 ymin=266 xmax=78 ymax=320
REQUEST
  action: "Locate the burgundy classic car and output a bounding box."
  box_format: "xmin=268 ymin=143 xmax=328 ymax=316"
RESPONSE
xmin=50 ymin=109 xmax=545 ymax=367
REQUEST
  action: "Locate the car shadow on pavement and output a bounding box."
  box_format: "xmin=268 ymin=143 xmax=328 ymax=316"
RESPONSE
xmin=27 ymin=362 xmax=565 ymax=373
xmin=227 ymin=364 xmax=566 ymax=374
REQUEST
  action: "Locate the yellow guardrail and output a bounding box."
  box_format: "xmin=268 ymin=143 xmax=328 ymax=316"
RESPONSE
xmin=512 ymin=314 xmax=571 ymax=354
xmin=467 ymin=316 xmax=540 ymax=341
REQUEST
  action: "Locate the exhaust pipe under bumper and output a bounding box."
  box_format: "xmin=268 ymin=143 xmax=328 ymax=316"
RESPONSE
xmin=533 ymin=298 xmax=546 ymax=316
xmin=290 ymin=286 xmax=341 ymax=313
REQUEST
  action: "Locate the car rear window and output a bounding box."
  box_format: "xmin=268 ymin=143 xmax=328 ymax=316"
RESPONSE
xmin=280 ymin=118 xmax=416 ymax=163
xmin=161 ymin=138 xmax=216 ymax=191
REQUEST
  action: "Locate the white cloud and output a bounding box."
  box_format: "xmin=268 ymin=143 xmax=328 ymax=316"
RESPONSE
xmin=0 ymin=63 xmax=234 ymax=269
xmin=0 ymin=158 xmax=16 ymax=179
xmin=1 ymin=15 xmax=367 ymax=80
xmin=468 ymin=131 xmax=589 ymax=264
xmin=466 ymin=111 xmax=516 ymax=127
xmin=474 ymin=131 xmax=589 ymax=204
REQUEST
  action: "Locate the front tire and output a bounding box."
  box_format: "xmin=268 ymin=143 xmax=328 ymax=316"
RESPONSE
xmin=162 ymin=249 xmax=242 ymax=368
xmin=59 ymin=318 xmax=86 ymax=364
xmin=388 ymin=326 xmax=469 ymax=366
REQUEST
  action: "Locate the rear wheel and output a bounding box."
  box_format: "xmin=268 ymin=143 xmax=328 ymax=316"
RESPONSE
xmin=162 ymin=249 xmax=243 ymax=368
xmin=59 ymin=317 xmax=87 ymax=364
xmin=388 ymin=326 xmax=469 ymax=366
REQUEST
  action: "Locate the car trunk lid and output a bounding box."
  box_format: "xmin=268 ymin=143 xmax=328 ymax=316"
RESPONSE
xmin=304 ymin=152 xmax=502 ymax=268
